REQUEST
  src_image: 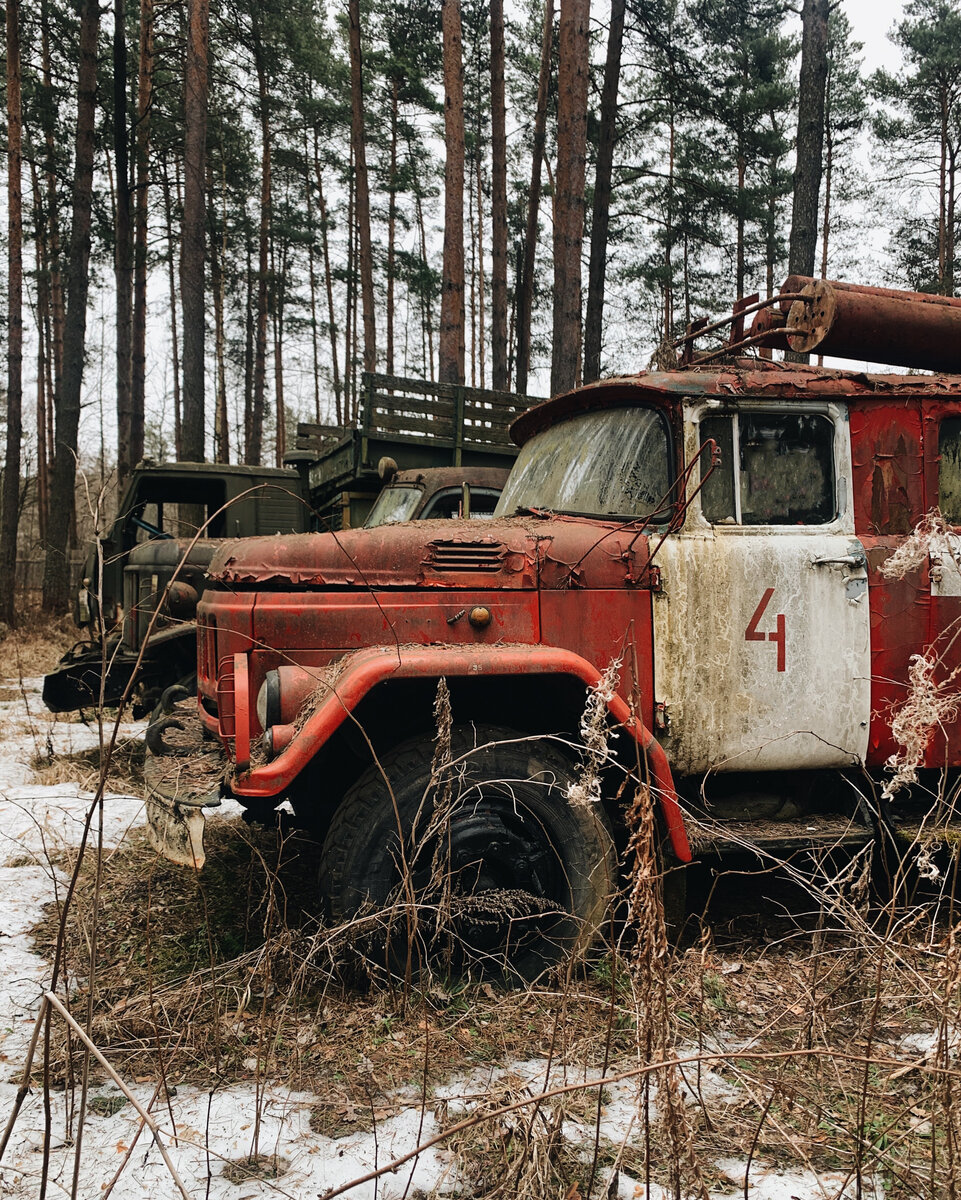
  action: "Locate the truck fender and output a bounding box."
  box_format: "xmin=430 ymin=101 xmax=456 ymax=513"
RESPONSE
xmin=228 ymin=644 xmax=692 ymax=863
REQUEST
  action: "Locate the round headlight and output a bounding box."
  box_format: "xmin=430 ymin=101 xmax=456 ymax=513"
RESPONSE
xmin=256 ymin=669 xmax=282 ymax=730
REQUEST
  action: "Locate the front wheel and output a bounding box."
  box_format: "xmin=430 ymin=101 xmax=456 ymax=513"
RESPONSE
xmin=319 ymin=725 xmax=616 ymax=981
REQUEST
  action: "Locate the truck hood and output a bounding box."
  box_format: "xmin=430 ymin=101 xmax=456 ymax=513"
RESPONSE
xmin=206 ymin=515 xmax=656 ymax=591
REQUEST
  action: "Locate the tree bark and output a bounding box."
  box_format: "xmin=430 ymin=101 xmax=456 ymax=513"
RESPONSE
xmin=115 ymin=0 xmax=135 ymax=488
xmin=131 ymin=0 xmax=153 ymax=477
xmin=250 ymin=26 xmax=271 ymax=466
xmin=2 ymin=0 xmax=23 ymax=625
xmin=42 ymin=0 xmax=100 ymax=613
xmin=349 ymin=0 xmax=377 ymax=374
xmin=583 ymin=0 xmax=624 ymax=384
xmin=312 ymin=137 xmax=342 ymax=421
xmin=304 ymin=126 xmax=322 ymax=423
xmin=387 ymin=75 xmax=399 ymax=376
xmin=439 ymin=0 xmax=466 ymax=385
xmin=180 ymin=0 xmax=209 ymax=461
xmin=31 ymin=159 xmax=51 ymax=540
xmin=160 ymin=158 xmax=182 ymax=456
xmin=490 ymin=0 xmax=508 ymax=390
xmin=39 ymin=0 xmax=64 ymax=433
xmin=243 ymin=238 xmax=254 ymax=456
xmin=515 ymin=0 xmax=554 ymax=395
xmin=788 ymin=0 xmax=829 ymax=278
xmin=211 ymin=162 xmax=229 ymax=462
xmin=551 ymin=0 xmax=590 ymax=397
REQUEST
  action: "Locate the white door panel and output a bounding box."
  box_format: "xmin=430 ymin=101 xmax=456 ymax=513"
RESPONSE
xmin=652 ymin=532 xmax=871 ymax=774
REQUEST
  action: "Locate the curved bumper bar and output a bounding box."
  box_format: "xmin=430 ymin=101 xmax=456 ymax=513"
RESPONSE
xmin=231 ymin=643 xmax=692 ymax=863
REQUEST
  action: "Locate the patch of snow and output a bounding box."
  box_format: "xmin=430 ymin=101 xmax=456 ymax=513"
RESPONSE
xmin=715 ymin=1156 xmax=885 ymax=1198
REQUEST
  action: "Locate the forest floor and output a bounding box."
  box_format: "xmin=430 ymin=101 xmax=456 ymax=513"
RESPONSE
xmin=0 ymin=623 xmax=952 ymax=1198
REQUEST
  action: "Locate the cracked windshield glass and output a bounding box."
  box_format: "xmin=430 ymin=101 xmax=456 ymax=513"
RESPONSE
xmin=495 ymin=407 xmax=671 ymax=519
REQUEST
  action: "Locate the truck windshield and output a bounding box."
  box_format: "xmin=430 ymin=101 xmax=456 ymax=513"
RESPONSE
xmin=494 ymin=407 xmax=672 ymax=520
xmin=365 ymin=485 xmax=423 ymax=527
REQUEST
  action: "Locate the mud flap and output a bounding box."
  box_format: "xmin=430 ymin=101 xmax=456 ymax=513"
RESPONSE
xmin=143 ymin=688 xmax=226 ymax=869
xmin=145 ymin=792 xmax=215 ymax=869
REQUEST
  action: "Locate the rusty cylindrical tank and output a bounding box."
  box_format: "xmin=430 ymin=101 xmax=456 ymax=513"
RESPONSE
xmin=756 ymin=276 xmax=961 ymax=372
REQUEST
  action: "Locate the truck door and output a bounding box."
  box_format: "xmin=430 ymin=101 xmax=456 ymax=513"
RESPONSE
xmin=652 ymin=401 xmax=872 ymax=777
xmin=921 ymin=409 xmax=961 ymax=767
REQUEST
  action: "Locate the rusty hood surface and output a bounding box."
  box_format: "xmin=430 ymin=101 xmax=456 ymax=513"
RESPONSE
xmin=206 ymin=514 xmax=657 ymax=591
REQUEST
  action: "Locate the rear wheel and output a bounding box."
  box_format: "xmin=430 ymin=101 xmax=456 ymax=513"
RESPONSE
xmin=319 ymin=725 xmax=616 ymax=981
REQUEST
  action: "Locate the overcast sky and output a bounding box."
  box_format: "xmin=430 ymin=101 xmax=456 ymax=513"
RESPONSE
xmin=842 ymin=0 xmax=905 ymax=73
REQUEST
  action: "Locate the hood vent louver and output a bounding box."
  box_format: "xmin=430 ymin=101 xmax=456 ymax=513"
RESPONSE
xmin=427 ymin=539 xmax=507 ymax=573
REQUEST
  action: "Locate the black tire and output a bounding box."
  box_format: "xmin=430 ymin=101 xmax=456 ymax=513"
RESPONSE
xmin=319 ymin=725 xmax=616 ymax=981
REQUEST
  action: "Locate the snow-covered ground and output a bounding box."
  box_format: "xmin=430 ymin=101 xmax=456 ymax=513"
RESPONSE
xmin=0 ymin=676 xmax=887 ymax=1198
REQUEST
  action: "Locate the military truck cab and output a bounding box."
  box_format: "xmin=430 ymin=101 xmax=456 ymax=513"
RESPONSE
xmin=146 ymin=279 xmax=961 ymax=975
xmin=44 ymin=462 xmax=307 ymax=714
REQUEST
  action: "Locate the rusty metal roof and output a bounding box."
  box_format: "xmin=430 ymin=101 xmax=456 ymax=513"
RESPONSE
xmin=511 ymin=361 xmax=961 ymax=445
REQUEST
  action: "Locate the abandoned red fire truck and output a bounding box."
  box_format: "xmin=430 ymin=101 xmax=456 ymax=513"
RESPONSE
xmin=145 ymin=277 xmax=961 ymax=976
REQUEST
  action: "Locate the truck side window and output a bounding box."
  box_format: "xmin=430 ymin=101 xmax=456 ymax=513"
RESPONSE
xmin=700 ymin=415 xmax=736 ymax=523
xmin=700 ymin=412 xmax=835 ymax=525
xmin=939 ymin=418 xmax=961 ymax=523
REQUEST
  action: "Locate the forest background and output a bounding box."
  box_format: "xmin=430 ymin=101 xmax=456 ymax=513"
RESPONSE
xmin=0 ymin=0 xmax=958 ymax=619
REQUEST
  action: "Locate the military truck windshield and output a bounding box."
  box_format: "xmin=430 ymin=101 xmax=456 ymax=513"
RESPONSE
xmin=495 ymin=407 xmax=672 ymax=519
xmin=365 ymin=485 xmax=423 ymax=527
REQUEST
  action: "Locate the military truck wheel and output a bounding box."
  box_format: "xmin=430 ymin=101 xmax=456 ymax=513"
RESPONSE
xmin=319 ymin=725 xmax=616 ymax=982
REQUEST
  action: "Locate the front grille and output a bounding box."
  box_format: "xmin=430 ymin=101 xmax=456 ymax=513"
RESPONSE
xmin=427 ymin=540 xmax=506 ymax=572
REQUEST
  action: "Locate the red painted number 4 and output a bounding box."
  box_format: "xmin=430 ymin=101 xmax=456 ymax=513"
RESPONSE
xmin=745 ymin=587 xmax=786 ymax=672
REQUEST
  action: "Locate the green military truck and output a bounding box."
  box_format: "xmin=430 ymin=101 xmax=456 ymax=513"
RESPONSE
xmin=288 ymin=372 xmax=532 ymax=529
xmin=43 ymin=462 xmax=309 ymax=715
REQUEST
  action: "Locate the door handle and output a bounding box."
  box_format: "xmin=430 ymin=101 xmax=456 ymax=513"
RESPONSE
xmin=811 ymin=554 xmax=865 ymax=569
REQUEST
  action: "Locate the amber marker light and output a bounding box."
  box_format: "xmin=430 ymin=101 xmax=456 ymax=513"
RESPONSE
xmin=468 ymin=606 xmax=492 ymax=629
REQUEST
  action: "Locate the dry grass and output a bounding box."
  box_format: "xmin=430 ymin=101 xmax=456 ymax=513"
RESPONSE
xmin=0 ymin=609 xmax=76 ymax=677
xmin=29 ymin=735 xmax=145 ymax=794
xmin=24 ymin=792 xmax=961 ymax=1197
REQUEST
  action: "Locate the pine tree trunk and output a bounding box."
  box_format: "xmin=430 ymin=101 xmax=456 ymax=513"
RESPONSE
xmin=469 ymin=146 xmax=477 ymax=385
xmin=412 ymin=146 xmax=436 ymax=380
xmin=476 ymin=144 xmax=486 ymax=388
xmin=583 ymin=0 xmax=624 ymax=384
xmin=161 ymin=158 xmax=182 ymax=457
xmin=180 ymin=0 xmax=209 ymax=461
xmin=211 ymin=163 xmax=229 ymax=463
xmin=250 ymin=29 xmax=271 ymax=467
xmin=131 ymin=0 xmax=153 ymax=477
xmin=349 ymin=0 xmax=377 ymax=374
xmin=550 ymin=0 xmax=589 ymax=397
xmin=29 ymin=159 xmax=50 ymax=542
xmin=490 ymin=0 xmax=508 ymax=390
xmin=304 ymin=125 xmax=321 ymax=423
xmin=945 ymin=145 xmax=950 ymax=295
xmin=820 ymin=74 xmax=833 ymax=280
xmin=243 ymin=239 xmax=254 ymax=457
xmin=115 ymin=0 xmax=135 ymax=487
xmin=39 ymin=0 xmax=64 ymax=423
xmin=42 ymin=0 xmax=99 ymax=613
xmin=272 ymin=235 xmax=287 ymax=466
xmin=515 ymin=0 xmax=554 ymax=395
xmin=439 ymin=0 xmax=466 ymax=385
xmin=2 ymin=0 xmax=23 ymax=625
xmin=788 ymin=0 xmax=829 ymax=277
xmin=736 ymin=151 xmax=746 ymax=300
xmin=312 ymin=138 xmax=342 ymax=421
xmin=387 ymin=76 xmax=398 ymax=376
xmin=344 ymin=158 xmax=356 ymax=417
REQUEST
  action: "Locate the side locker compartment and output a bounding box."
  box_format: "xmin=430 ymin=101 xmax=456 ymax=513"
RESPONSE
xmin=849 ymin=400 xmax=928 ymax=769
